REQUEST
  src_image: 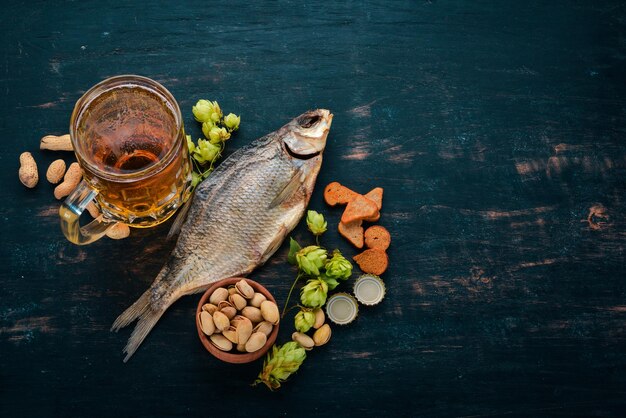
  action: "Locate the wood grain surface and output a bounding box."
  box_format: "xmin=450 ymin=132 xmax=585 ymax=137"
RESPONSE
xmin=1 ymin=1 xmax=626 ymax=416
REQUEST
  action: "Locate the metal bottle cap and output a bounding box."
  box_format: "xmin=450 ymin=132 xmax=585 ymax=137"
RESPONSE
xmin=325 ymin=293 xmax=358 ymax=325
xmin=353 ymin=274 xmax=386 ymax=306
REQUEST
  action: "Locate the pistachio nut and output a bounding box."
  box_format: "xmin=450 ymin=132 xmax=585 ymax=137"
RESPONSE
xmin=241 ymin=306 xmax=263 ymax=323
xmin=313 ymin=323 xmax=331 ymax=346
xmin=199 ymin=311 xmax=215 ymax=336
xmin=313 ymin=308 xmax=325 ymax=329
xmin=209 ymin=334 xmax=233 ymax=352
xmin=292 ymin=332 xmax=315 ymax=350
xmin=209 ymin=287 xmax=229 ymax=305
xmin=249 ymin=292 xmax=267 ymax=308
xmin=245 ymin=332 xmax=267 ymax=353
xmin=221 ymin=306 xmax=237 ymax=320
xmin=253 ymin=321 xmax=274 ymax=337
xmin=223 ymin=326 xmax=239 ymax=344
xmin=235 ymin=279 xmax=255 ymax=299
xmin=236 ymin=316 xmax=253 ymax=345
xmin=229 ymin=293 xmax=247 ymax=311
xmin=212 ymin=311 xmax=230 ymax=332
xmin=236 ymin=343 xmax=247 ymax=352
xmin=230 ymin=317 xmax=243 ymax=328
xmin=202 ymin=303 xmax=218 ymax=315
xmin=228 ymin=286 xmax=237 ymax=295
xmin=260 ymin=300 xmax=280 ymax=325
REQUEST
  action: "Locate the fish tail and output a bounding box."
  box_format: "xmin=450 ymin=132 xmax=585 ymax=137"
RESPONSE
xmin=122 ymin=307 xmax=166 ymax=362
xmin=110 ymin=288 xmax=151 ymax=331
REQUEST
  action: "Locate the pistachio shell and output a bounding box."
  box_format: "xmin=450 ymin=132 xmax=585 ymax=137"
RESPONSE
xmin=241 ymin=306 xmax=263 ymax=323
xmin=245 ymin=332 xmax=267 ymax=353
xmin=313 ymin=308 xmax=325 ymax=329
xmin=223 ymin=326 xmax=239 ymax=344
xmin=202 ymin=303 xmax=218 ymax=315
xmin=260 ymin=300 xmax=280 ymax=325
xmin=209 ymin=287 xmax=229 ymax=305
xmin=253 ymin=321 xmax=274 ymax=337
xmin=292 ymin=332 xmax=314 ymax=350
xmin=199 ymin=311 xmax=215 ymax=336
xmin=221 ymin=306 xmax=237 ymax=320
xmin=228 ymin=286 xmax=237 ymax=295
xmin=209 ymin=334 xmax=233 ymax=351
xmin=313 ymin=323 xmax=331 ymax=346
xmin=235 ymin=279 xmax=255 ymax=299
xmin=229 ymin=293 xmax=247 ymax=311
xmin=236 ymin=343 xmax=247 ymax=352
xmin=212 ymin=311 xmax=230 ymax=332
xmin=217 ymin=300 xmax=234 ymax=310
xmin=236 ymin=316 xmax=253 ymax=345
xmin=249 ymin=292 xmax=267 ymax=308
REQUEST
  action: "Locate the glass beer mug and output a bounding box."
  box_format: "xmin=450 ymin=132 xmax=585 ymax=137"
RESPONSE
xmin=60 ymin=75 xmax=192 ymax=245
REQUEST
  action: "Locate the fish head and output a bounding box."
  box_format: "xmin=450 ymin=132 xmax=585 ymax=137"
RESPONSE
xmin=270 ymin=109 xmax=333 ymax=204
xmin=280 ymin=108 xmax=332 ymax=174
xmin=281 ymin=109 xmax=332 ymax=160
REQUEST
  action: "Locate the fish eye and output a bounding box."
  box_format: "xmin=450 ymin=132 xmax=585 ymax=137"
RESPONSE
xmin=298 ymin=114 xmax=321 ymax=128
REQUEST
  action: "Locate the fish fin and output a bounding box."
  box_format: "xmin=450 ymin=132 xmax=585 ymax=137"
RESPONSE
xmin=122 ymin=307 xmax=166 ymax=362
xmin=111 ymin=289 xmax=151 ymax=331
xmin=268 ymin=169 xmax=303 ymax=209
xmin=167 ymin=195 xmax=194 ymax=239
xmin=260 ymin=225 xmax=288 ymax=265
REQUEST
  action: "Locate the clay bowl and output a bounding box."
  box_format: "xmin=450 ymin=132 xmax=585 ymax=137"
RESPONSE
xmin=196 ymin=277 xmax=279 ymax=364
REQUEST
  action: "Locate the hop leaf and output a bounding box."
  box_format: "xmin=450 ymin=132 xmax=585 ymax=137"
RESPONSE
xmin=287 ymin=237 xmax=301 ymax=265
xmin=324 ymin=249 xmax=353 ymax=281
xmin=320 ymin=274 xmax=339 ymax=290
xmin=253 ymin=342 xmax=306 ymax=390
xmin=300 ymin=278 xmax=328 ymax=308
xmin=295 ymin=246 xmax=327 ymax=276
xmin=294 ymin=309 xmax=315 ymax=333
xmin=224 ymin=113 xmax=241 ymax=132
xmin=306 ymin=210 xmax=327 ymax=236
xmin=191 ymin=171 xmax=202 ymax=188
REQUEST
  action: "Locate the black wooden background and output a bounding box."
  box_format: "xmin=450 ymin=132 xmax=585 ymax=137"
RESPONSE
xmin=2 ymin=1 xmax=626 ymax=416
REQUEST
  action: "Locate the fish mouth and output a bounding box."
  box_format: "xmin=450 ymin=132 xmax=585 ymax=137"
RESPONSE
xmin=284 ymin=142 xmax=321 ymax=160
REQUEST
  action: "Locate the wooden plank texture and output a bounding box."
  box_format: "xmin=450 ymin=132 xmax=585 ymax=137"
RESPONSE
xmin=1 ymin=1 xmax=625 ymax=416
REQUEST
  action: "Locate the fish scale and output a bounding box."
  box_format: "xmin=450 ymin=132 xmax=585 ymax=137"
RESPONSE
xmin=111 ymin=109 xmax=333 ymax=362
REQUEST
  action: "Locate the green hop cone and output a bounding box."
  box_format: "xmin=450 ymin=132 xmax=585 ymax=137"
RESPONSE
xmin=254 ymin=342 xmax=307 ymax=391
xmin=300 ymin=278 xmax=328 ymax=308
xmin=192 ymin=99 xmax=213 ymax=123
xmin=208 ymin=126 xmax=231 ymax=143
xmin=324 ymin=249 xmax=353 ymax=281
xmin=195 ymin=100 xmax=222 ymax=124
xmin=295 ymin=246 xmax=327 ymax=276
xmin=193 ymin=139 xmax=221 ymax=164
xmin=186 ymin=135 xmax=196 ymax=153
xmin=306 ymin=210 xmax=327 ymax=236
xmin=201 ymin=121 xmax=214 ymax=139
xmin=209 ymin=100 xmax=222 ymax=123
xmin=223 ymin=113 xmax=241 ymax=132
xmin=294 ymin=309 xmax=315 ymax=333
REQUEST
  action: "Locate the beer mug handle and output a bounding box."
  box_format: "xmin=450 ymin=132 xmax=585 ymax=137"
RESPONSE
xmin=59 ymin=180 xmax=116 ymax=245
